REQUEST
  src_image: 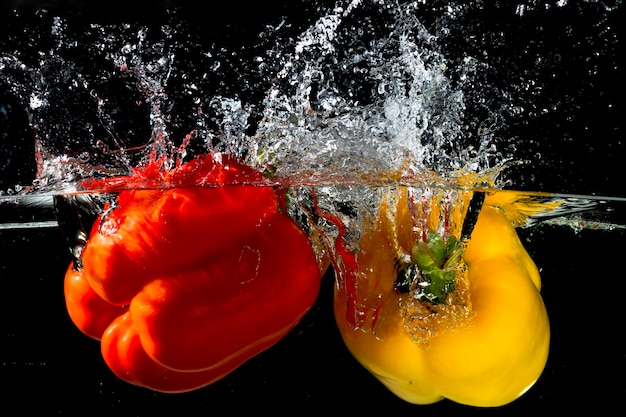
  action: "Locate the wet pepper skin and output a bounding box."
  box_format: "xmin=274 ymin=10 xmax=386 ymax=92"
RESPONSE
xmin=64 ymin=154 xmax=321 ymax=393
xmin=333 ymin=190 xmax=550 ymax=407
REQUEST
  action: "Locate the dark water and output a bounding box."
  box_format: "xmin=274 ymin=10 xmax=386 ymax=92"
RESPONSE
xmin=1 ymin=0 xmax=624 ymax=414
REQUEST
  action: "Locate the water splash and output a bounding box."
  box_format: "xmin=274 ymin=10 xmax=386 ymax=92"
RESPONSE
xmin=0 ymin=1 xmax=509 ymax=197
xmin=253 ymin=0 xmax=502 ymax=186
xmin=0 ymin=0 xmax=622 ymax=198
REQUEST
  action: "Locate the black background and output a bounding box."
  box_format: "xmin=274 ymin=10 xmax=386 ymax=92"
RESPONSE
xmin=1 ymin=0 xmax=625 ymax=414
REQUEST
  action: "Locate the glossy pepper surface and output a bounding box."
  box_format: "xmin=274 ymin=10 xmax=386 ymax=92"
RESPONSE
xmin=63 ymin=153 xmax=322 ymax=393
xmin=333 ymin=188 xmax=551 ymax=407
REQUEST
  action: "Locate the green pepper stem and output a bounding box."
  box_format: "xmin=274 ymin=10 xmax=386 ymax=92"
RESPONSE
xmin=395 ymin=231 xmax=463 ymax=304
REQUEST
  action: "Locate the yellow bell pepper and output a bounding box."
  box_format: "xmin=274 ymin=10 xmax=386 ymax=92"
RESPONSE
xmin=333 ymin=187 xmax=552 ymax=407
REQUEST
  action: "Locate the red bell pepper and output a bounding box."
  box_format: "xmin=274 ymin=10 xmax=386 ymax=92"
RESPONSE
xmin=63 ymin=153 xmax=322 ymax=393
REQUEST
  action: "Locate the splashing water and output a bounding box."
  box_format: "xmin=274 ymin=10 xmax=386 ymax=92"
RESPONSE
xmin=0 ymin=1 xmax=623 ymax=233
xmin=249 ymin=1 xmax=514 ymax=187
xmin=0 ymin=1 xmax=511 ymax=197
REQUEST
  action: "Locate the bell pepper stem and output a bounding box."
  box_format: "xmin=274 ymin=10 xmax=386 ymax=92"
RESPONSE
xmin=409 ymin=234 xmax=460 ymax=303
xmin=402 ymin=191 xmax=485 ymax=303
